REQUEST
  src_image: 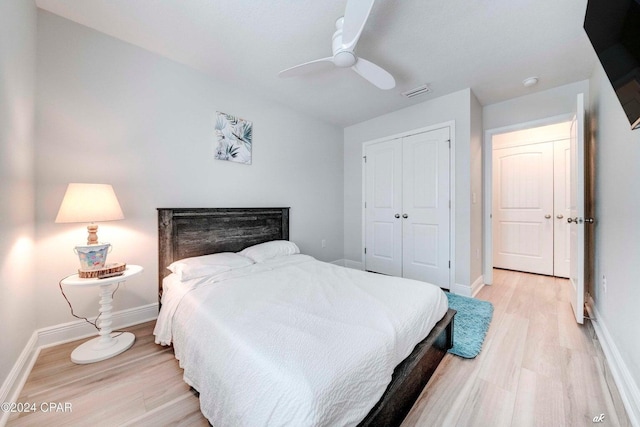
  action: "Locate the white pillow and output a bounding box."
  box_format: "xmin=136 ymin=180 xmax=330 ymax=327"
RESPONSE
xmin=239 ymin=240 xmax=300 ymax=263
xmin=168 ymin=252 xmax=254 ymax=281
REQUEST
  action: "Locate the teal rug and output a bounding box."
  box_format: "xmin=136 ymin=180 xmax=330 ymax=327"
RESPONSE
xmin=445 ymin=292 xmax=494 ymax=358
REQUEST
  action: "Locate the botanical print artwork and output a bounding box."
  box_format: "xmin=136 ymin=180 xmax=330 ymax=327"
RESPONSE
xmin=214 ymin=111 xmax=252 ymax=165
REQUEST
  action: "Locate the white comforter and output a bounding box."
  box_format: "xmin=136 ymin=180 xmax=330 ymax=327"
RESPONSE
xmin=154 ymin=255 xmax=448 ymax=427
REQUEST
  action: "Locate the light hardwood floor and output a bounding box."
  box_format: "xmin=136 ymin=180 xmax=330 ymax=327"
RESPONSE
xmin=7 ymin=269 xmax=631 ymax=426
xmin=402 ymin=269 xmax=631 ymax=427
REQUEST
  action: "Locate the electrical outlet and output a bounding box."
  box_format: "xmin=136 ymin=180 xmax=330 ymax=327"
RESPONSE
xmin=321 ymin=239 xmax=326 ymax=248
xmin=602 ymin=275 xmax=607 ymax=293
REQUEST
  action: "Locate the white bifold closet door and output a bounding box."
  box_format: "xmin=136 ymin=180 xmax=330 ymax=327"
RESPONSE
xmin=364 ymin=126 xmax=450 ymax=288
xmin=364 ymin=139 xmax=403 ymax=277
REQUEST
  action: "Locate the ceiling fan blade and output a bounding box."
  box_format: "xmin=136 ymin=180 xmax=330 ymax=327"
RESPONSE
xmin=341 ymin=0 xmax=375 ymax=50
xmin=278 ymin=57 xmax=335 ymax=78
xmin=351 ymin=57 xmax=395 ymax=90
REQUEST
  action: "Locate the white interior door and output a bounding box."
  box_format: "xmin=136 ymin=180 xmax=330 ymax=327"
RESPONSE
xmin=554 ymin=139 xmax=571 ymax=278
xmin=493 ymin=142 xmax=554 ymax=275
xmin=569 ymin=93 xmax=586 ymax=324
xmin=401 ymin=128 xmax=450 ymax=286
xmin=364 ymin=140 xmax=402 ymax=276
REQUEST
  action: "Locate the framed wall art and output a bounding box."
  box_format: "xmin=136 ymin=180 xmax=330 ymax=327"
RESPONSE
xmin=214 ymin=111 xmax=252 ymax=165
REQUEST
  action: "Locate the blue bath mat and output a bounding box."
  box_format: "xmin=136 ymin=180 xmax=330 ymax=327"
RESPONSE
xmin=445 ymin=292 xmax=494 ymax=358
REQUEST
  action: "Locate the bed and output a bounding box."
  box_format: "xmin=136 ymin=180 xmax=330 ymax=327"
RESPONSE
xmin=154 ymin=207 xmax=455 ymax=426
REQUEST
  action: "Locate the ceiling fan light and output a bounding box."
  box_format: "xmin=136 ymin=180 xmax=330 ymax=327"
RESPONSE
xmin=334 ymin=51 xmax=357 ymax=68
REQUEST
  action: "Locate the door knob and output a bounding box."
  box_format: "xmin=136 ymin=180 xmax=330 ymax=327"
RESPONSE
xmin=394 ymin=214 xmax=400 ymax=218
xmin=556 ymin=214 xmax=564 ymax=219
xmin=545 ymin=214 xmax=551 ymax=219
xmin=585 ymin=217 xmax=595 ymax=224
xmin=567 ymin=217 xmax=578 ymax=223
xmin=402 ymin=214 xmax=408 ymax=219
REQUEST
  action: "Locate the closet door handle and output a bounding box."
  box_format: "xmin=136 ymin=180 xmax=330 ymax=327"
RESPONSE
xmin=394 ymin=214 xmax=400 ymax=218
xmin=545 ymin=214 xmax=551 ymax=219
xmin=556 ymin=214 xmax=564 ymax=219
xmin=402 ymin=214 xmax=408 ymax=219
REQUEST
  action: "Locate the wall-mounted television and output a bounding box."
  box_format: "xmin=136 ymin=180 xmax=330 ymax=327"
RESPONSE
xmin=584 ymin=0 xmax=640 ymax=130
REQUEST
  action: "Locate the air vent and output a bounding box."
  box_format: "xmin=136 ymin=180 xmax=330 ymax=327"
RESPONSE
xmin=401 ymin=84 xmax=432 ymax=98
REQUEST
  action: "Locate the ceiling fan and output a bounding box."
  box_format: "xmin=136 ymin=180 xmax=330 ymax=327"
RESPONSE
xmin=278 ymin=0 xmax=395 ymax=90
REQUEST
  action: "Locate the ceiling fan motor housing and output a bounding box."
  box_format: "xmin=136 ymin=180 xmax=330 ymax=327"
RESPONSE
xmin=332 ymin=18 xmax=357 ymax=67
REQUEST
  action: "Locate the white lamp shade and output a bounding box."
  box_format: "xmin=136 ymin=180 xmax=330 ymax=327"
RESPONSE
xmin=55 ymin=183 xmax=124 ymax=223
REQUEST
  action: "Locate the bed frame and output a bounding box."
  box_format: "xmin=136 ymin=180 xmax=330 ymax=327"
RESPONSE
xmin=157 ymin=207 xmax=455 ymax=426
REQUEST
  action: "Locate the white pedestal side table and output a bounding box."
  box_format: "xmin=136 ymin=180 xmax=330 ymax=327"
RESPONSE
xmin=61 ymin=265 xmax=143 ymax=364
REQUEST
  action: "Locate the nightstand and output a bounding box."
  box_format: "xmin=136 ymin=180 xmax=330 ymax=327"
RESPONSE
xmin=61 ymin=264 xmax=143 ymax=364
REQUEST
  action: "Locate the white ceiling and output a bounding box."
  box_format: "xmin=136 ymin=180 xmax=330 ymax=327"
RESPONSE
xmin=35 ymin=0 xmax=597 ymax=127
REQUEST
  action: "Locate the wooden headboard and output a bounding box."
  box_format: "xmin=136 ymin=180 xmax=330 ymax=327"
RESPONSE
xmin=157 ymin=207 xmax=290 ymax=300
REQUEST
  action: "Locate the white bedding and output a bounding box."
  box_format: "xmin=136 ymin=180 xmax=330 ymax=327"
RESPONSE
xmin=154 ymin=254 xmax=448 ymax=427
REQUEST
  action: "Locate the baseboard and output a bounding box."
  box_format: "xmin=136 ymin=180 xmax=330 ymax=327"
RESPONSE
xmin=471 ymin=275 xmax=485 ymax=297
xmin=0 ymin=332 xmax=39 ymax=427
xmin=37 ymin=303 xmax=159 ymax=348
xmin=329 ymin=259 xmax=345 ymax=267
xmin=0 ymin=303 xmax=158 ymax=427
xmin=590 ymin=302 xmax=640 ymax=427
xmin=343 ymin=259 xmax=364 ymax=270
xmin=451 ymin=282 xmax=472 ymax=297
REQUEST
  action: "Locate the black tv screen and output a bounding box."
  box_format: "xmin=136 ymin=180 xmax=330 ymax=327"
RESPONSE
xmin=584 ymin=0 xmax=640 ymax=130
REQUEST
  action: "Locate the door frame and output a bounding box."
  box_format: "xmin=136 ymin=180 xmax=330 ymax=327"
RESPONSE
xmin=361 ymin=120 xmax=455 ymax=289
xmin=483 ymin=114 xmax=573 ymax=285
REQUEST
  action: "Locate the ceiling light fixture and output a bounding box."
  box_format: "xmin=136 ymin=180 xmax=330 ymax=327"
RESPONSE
xmin=523 ymin=77 xmax=539 ymax=87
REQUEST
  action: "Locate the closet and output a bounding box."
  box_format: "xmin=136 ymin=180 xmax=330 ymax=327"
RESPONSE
xmin=492 ymin=122 xmax=571 ymax=277
xmin=363 ymin=126 xmax=451 ymax=288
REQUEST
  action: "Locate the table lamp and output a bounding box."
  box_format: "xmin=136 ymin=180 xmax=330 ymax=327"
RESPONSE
xmin=55 ymin=183 xmax=124 ymax=244
xmin=55 ymin=183 xmax=124 ymax=271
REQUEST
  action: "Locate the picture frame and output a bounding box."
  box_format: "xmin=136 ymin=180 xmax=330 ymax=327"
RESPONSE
xmin=214 ymin=111 xmax=253 ymax=165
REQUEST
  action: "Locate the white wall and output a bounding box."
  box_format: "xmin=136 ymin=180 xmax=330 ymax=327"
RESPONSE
xmin=34 ymin=11 xmax=344 ymax=328
xmin=0 ymin=0 xmax=37 ymax=393
xmin=589 ymin=62 xmax=640 ymax=418
xmin=344 ymin=88 xmax=482 ymax=291
xmin=483 ymin=80 xmax=590 ymax=131
xmin=470 ymin=91 xmax=483 ymax=285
